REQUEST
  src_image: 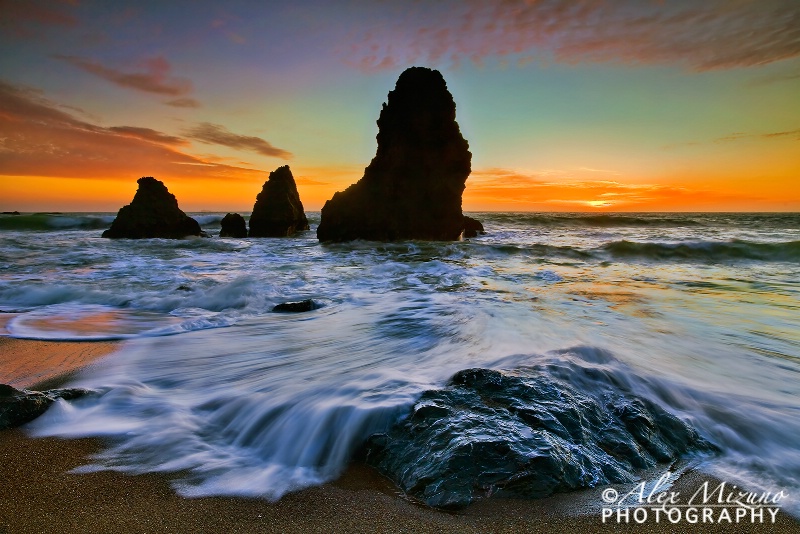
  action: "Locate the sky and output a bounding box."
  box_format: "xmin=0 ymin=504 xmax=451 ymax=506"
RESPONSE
xmin=1 ymin=0 xmax=798 ymax=212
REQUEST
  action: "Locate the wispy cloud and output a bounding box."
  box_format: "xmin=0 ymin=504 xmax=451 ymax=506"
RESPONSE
xmin=108 ymin=126 xmax=187 ymax=146
xmin=54 ymin=54 xmax=195 ymax=98
xmin=345 ymin=0 xmax=800 ymax=72
xmin=666 ymin=127 xmax=800 ymax=149
xmin=184 ymin=122 xmax=292 ymax=159
xmin=0 ymin=80 xmax=257 ymax=181
xmin=165 ymin=97 xmax=201 ymax=109
xmin=715 ymin=128 xmax=800 ymax=143
xmin=762 ymin=129 xmax=800 ymax=140
xmin=714 ymin=132 xmax=749 ymax=143
xmin=0 ymin=0 xmax=78 ymax=38
xmin=210 ymin=12 xmax=247 ymax=45
xmin=747 ymin=70 xmax=800 ymax=86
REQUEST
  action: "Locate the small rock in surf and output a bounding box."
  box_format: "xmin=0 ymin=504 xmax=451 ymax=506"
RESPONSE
xmin=272 ymin=300 xmax=319 ymax=313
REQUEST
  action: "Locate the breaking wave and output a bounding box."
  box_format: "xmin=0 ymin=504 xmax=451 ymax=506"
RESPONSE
xmin=602 ymin=239 xmax=800 ymax=262
xmin=28 ymin=346 xmax=717 ymax=503
xmin=0 ymin=213 xmax=115 ymax=231
xmin=473 ymin=239 xmax=800 ymax=263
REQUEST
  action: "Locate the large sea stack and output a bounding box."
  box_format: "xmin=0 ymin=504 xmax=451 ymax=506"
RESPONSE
xmin=317 ymin=67 xmax=473 ymax=242
xmin=102 ymin=177 xmax=201 ymax=239
xmin=248 ymin=166 xmax=309 ymax=237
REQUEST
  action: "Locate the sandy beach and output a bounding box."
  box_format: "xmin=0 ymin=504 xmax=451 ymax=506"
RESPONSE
xmin=1 ymin=335 xmax=798 ymax=533
xmin=0 ymin=313 xmax=120 ymax=389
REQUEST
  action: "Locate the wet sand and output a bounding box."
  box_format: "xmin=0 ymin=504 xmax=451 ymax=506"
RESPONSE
xmin=0 ymin=336 xmax=120 ymax=390
xmin=1 ymin=336 xmax=798 ymax=533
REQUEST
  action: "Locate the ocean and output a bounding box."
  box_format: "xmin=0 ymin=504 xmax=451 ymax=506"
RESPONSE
xmin=1 ymin=212 xmax=799 ymax=512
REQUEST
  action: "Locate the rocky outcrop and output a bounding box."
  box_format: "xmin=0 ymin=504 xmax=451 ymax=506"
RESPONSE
xmin=249 ymin=166 xmax=309 ymax=237
xmin=364 ymin=366 xmax=715 ymax=509
xmin=1 ymin=384 xmax=93 ymax=430
xmin=272 ymin=299 xmax=320 ymax=313
xmin=102 ymin=177 xmax=201 ymax=239
xmin=219 ymin=213 xmax=247 ymax=238
xmin=317 ymin=67 xmax=472 ymax=242
xmin=463 ymin=216 xmax=484 ymax=238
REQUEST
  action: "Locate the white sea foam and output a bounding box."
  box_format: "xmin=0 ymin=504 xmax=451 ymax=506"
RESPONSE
xmin=5 ymin=212 xmax=800 ymax=513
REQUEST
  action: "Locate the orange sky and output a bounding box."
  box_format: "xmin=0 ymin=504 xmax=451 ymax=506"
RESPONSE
xmin=1 ymin=1 xmax=798 ymax=213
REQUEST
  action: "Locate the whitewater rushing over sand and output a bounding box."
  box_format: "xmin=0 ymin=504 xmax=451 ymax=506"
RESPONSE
xmin=1 ymin=212 xmax=799 ymax=511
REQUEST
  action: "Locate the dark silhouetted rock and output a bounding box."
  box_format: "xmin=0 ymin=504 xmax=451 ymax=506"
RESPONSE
xmin=2 ymin=211 xmax=20 ymax=215
xmin=364 ymin=364 xmax=716 ymax=509
xmin=102 ymin=177 xmax=202 ymax=239
xmin=317 ymin=67 xmax=472 ymax=242
xmin=219 ymin=213 xmax=247 ymax=238
xmin=463 ymin=216 xmax=484 ymax=238
xmin=272 ymin=299 xmax=319 ymax=313
xmin=1 ymin=383 xmax=93 ymax=430
xmin=249 ymin=166 xmax=309 ymax=237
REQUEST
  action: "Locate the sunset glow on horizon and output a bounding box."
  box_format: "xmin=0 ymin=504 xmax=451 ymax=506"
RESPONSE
xmin=1 ymin=1 xmax=798 ymax=213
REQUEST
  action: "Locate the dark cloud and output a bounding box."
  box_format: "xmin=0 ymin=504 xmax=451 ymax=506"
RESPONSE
xmin=0 ymin=80 xmax=259 ymax=180
xmin=184 ymin=122 xmax=292 ymax=159
xmin=762 ymin=129 xmax=800 ymax=140
xmin=54 ymin=54 xmax=193 ymax=97
xmin=345 ymin=0 xmax=800 ymax=72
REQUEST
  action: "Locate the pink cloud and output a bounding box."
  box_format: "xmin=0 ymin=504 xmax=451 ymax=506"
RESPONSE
xmin=0 ymin=0 xmax=78 ymax=38
xmin=345 ymin=0 xmax=800 ymax=72
xmin=184 ymin=122 xmax=292 ymax=160
xmin=54 ymin=54 xmax=195 ymax=98
xmin=108 ymin=126 xmax=188 ymax=146
xmin=0 ymin=80 xmax=259 ymax=181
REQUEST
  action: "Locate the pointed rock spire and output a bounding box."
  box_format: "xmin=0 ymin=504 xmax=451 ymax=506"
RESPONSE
xmin=317 ymin=67 xmax=474 ymax=242
xmin=248 ymin=166 xmax=309 ymax=237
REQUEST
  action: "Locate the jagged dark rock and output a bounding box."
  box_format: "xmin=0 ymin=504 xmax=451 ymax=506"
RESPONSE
xmin=249 ymin=166 xmax=309 ymax=237
xmin=463 ymin=216 xmax=484 ymax=238
xmin=272 ymin=299 xmax=319 ymax=313
xmin=1 ymin=383 xmax=93 ymax=430
xmin=102 ymin=177 xmax=202 ymax=239
xmin=317 ymin=67 xmax=472 ymax=242
xmin=364 ymin=365 xmax=716 ymax=509
xmin=219 ymin=213 xmax=247 ymax=238
xmin=2 ymin=211 xmax=20 ymax=215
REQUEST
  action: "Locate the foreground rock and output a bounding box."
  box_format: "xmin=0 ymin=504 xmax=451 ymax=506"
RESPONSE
xmin=219 ymin=213 xmax=247 ymax=238
xmin=249 ymin=166 xmax=309 ymax=237
xmin=317 ymin=67 xmax=472 ymax=242
xmin=272 ymin=299 xmax=319 ymax=313
xmin=463 ymin=216 xmax=484 ymax=238
xmin=1 ymin=384 xmax=93 ymax=430
xmin=364 ymin=365 xmax=716 ymax=509
xmin=102 ymin=177 xmax=201 ymax=239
